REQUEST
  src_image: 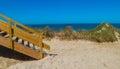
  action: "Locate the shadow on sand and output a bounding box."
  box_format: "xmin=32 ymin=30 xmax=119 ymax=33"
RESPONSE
xmin=0 ymin=45 xmax=36 ymax=61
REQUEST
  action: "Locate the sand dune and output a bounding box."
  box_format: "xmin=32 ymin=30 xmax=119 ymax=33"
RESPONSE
xmin=7 ymin=39 xmax=120 ymax=69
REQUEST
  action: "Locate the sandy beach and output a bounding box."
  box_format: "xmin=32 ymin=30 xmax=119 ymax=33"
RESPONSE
xmin=3 ymin=39 xmax=120 ymax=69
xmin=1 ymin=0 xmax=120 ymax=69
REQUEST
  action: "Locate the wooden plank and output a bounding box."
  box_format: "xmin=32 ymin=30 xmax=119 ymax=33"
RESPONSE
xmin=0 ymin=20 xmax=50 ymax=50
xmin=43 ymin=43 xmax=50 ymax=51
xmin=14 ymin=42 xmax=42 ymax=59
xmin=8 ymin=20 xmax=14 ymax=49
xmin=0 ymin=20 xmax=8 ymax=26
xmin=0 ymin=21 xmax=9 ymax=33
xmin=0 ymin=14 xmax=40 ymax=35
xmin=0 ymin=14 xmax=10 ymax=20
xmin=0 ymin=15 xmax=50 ymax=59
xmin=1 ymin=21 xmax=42 ymax=47
xmin=0 ymin=36 xmax=41 ymax=59
xmin=0 ymin=15 xmax=50 ymax=51
xmin=15 ymin=22 xmax=40 ymax=35
xmin=14 ymin=27 xmax=41 ymax=45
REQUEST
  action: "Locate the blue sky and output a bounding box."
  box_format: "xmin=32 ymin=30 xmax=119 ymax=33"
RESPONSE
xmin=0 ymin=0 xmax=120 ymax=24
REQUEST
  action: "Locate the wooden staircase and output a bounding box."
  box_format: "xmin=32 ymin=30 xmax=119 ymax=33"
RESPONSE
xmin=0 ymin=14 xmax=50 ymax=59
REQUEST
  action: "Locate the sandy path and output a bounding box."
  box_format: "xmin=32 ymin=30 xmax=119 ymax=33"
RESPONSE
xmin=7 ymin=39 xmax=120 ymax=69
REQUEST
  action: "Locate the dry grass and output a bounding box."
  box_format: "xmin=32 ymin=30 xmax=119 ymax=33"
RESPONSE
xmin=35 ymin=23 xmax=120 ymax=42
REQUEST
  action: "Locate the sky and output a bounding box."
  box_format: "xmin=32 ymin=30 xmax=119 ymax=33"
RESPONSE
xmin=0 ymin=0 xmax=120 ymax=24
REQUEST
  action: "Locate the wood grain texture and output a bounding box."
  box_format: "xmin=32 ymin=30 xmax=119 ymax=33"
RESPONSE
xmin=0 ymin=14 xmax=50 ymax=59
xmin=0 ymin=36 xmax=41 ymax=59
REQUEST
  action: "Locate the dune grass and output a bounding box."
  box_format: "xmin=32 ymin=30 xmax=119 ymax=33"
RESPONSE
xmin=35 ymin=23 xmax=120 ymax=42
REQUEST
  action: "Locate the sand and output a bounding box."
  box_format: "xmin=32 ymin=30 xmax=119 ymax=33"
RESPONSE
xmin=5 ymin=39 xmax=120 ymax=69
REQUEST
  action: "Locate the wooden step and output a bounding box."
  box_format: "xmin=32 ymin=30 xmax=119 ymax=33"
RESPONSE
xmin=35 ymin=46 xmax=40 ymax=52
xmin=0 ymin=36 xmax=42 ymax=59
xmin=0 ymin=18 xmax=50 ymax=59
xmin=4 ymin=34 xmax=9 ymax=38
xmin=0 ymin=31 xmax=49 ymax=52
xmin=29 ymin=43 xmax=34 ymax=49
xmin=24 ymin=41 xmax=28 ymax=46
xmin=0 ymin=31 xmax=41 ymax=52
xmin=18 ymin=39 xmax=23 ymax=44
xmin=0 ymin=31 xmax=5 ymax=35
xmin=12 ymin=36 xmax=17 ymax=41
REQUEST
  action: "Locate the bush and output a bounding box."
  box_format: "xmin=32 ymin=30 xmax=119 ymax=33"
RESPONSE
xmin=42 ymin=26 xmax=55 ymax=38
xmin=76 ymin=23 xmax=120 ymax=42
xmin=34 ymin=23 xmax=120 ymax=43
xmin=63 ymin=26 xmax=73 ymax=39
xmin=58 ymin=26 xmax=80 ymax=40
xmin=89 ymin=23 xmax=119 ymax=42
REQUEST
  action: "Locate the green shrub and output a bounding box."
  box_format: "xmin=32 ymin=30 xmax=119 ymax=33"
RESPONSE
xmin=89 ymin=23 xmax=119 ymax=42
xmin=77 ymin=23 xmax=120 ymax=42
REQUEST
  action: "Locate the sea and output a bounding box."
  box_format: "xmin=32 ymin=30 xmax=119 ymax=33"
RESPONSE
xmin=27 ymin=23 xmax=120 ymax=31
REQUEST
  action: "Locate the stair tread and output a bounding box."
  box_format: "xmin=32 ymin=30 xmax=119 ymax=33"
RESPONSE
xmin=24 ymin=41 xmax=28 ymax=46
xmin=0 ymin=17 xmax=50 ymax=59
xmin=0 ymin=31 xmax=42 ymax=52
xmin=4 ymin=34 xmax=9 ymax=38
xmin=0 ymin=35 xmax=42 ymax=59
xmin=0 ymin=31 xmax=5 ymax=34
xmin=18 ymin=39 xmax=23 ymax=44
xmin=12 ymin=36 xmax=17 ymax=41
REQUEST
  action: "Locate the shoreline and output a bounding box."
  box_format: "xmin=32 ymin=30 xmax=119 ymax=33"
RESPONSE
xmin=28 ymin=23 xmax=120 ymax=31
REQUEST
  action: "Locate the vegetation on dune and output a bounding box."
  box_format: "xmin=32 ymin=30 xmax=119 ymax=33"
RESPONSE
xmin=35 ymin=23 xmax=120 ymax=42
xmin=89 ymin=23 xmax=120 ymax=42
xmin=62 ymin=26 xmax=75 ymax=40
xmin=55 ymin=26 xmax=80 ymax=40
xmin=41 ymin=26 xmax=55 ymax=38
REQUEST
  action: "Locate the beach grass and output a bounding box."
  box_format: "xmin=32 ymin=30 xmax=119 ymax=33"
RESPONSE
xmin=35 ymin=23 xmax=120 ymax=42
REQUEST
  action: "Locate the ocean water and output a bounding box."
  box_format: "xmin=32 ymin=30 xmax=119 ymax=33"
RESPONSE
xmin=27 ymin=23 xmax=120 ymax=31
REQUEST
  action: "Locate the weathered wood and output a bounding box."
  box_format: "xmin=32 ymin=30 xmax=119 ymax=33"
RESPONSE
xmin=8 ymin=20 xmax=14 ymax=49
xmin=0 ymin=14 xmax=50 ymax=59
xmin=18 ymin=39 xmax=23 ymax=44
xmin=0 ymin=31 xmax=5 ymax=35
xmin=0 ymin=20 xmax=50 ymax=50
xmin=24 ymin=41 xmax=28 ymax=46
xmin=0 ymin=19 xmax=50 ymax=51
xmin=42 ymin=43 xmax=50 ymax=51
xmin=12 ymin=36 xmax=17 ymax=41
xmin=35 ymin=46 xmax=40 ymax=52
xmin=0 ymin=36 xmax=41 ymax=59
xmin=29 ymin=43 xmax=34 ymax=49
xmin=0 ymin=14 xmax=41 ymax=35
xmin=14 ymin=27 xmax=41 ymax=46
xmin=0 ymin=21 xmax=9 ymax=33
xmin=4 ymin=34 xmax=9 ymax=38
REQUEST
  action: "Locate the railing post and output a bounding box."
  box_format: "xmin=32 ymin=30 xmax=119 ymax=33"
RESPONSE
xmin=14 ymin=22 xmax=17 ymax=28
xmin=8 ymin=20 xmax=14 ymax=49
xmin=39 ymin=35 xmax=43 ymax=59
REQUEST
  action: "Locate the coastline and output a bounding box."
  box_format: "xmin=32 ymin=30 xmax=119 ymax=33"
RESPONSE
xmin=0 ymin=23 xmax=120 ymax=69
xmin=27 ymin=23 xmax=120 ymax=31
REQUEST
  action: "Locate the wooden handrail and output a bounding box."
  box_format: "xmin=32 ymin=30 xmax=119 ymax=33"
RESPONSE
xmin=0 ymin=14 xmax=43 ymax=49
xmin=0 ymin=14 xmax=49 ymax=40
xmin=0 ymin=14 xmax=41 ymax=35
xmin=0 ymin=20 xmax=9 ymax=32
xmin=0 ymin=20 xmax=14 ymax=49
xmin=0 ymin=14 xmax=51 ymax=59
xmin=8 ymin=20 xmax=14 ymax=49
xmin=14 ymin=27 xmax=41 ymax=46
xmin=0 ymin=19 xmax=50 ymax=50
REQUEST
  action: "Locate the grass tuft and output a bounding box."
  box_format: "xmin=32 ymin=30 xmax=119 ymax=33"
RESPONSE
xmin=34 ymin=23 xmax=120 ymax=42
